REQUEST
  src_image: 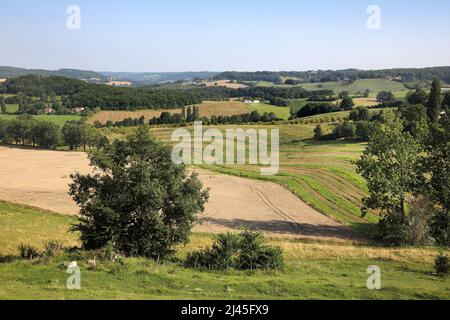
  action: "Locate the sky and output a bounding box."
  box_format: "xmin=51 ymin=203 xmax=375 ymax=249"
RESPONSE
xmin=0 ymin=0 xmax=450 ymax=72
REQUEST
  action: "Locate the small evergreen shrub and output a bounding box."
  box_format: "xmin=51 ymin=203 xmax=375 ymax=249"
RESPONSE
xmin=434 ymin=252 xmax=449 ymax=275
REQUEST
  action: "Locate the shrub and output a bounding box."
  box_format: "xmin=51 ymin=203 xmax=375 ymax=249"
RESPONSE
xmin=434 ymin=252 xmax=449 ymax=275
xmin=237 ymin=230 xmax=284 ymax=270
xmin=349 ymin=107 xmax=370 ymax=122
xmin=313 ymin=125 xmax=323 ymax=140
xmin=185 ymin=230 xmax=284 ymax=271
xmin=429 ymin=210 xmax=450 ymax=246
xmin=43 ymin=240 xmax=64 ymax=258
xmin=18 ymin=243 xmax=41 ymax=260
xmin=332 ymin=121 xmax=355 ymax=140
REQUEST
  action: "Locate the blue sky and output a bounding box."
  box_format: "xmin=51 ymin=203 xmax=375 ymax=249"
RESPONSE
xmin=1 ymin=0 xmax=449 ymax=72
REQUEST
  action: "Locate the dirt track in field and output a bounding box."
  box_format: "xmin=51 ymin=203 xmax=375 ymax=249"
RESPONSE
xmin=0 ymin=146 xmax=355 ymax=240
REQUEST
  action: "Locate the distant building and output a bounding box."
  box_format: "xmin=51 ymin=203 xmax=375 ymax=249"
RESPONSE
xmin=71 ymin=107 xmax=85 ymax=114
xmin=43 ymin=107 xmax=54 ymax=114
xmin=106 ymin=80 xmax=132 ymax=87
xmin=244 ymin=99 xmax=261 ymax=104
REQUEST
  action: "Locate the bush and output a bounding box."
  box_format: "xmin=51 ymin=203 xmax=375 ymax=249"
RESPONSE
xmin=349 ymin=107 xmax=370 ymax=122
xmin=313 ymin=125 xmax=323 ymax=140
xmin=185 ymin=230 xmax=284 ymax=271
xmin=237 ymin=231 xmax=284 ymax=270
xmin=18 ymin=243 xmax=41 ymax=260
xmin=434 ymin=252 xmax=449 ymax=275
xmin=332 ymin=121 xmax=355 ymax=139
xmin=43 ymin=240 xmax=64 ymax=258
xmin=429 ymin=210 xmax=450 ymax=246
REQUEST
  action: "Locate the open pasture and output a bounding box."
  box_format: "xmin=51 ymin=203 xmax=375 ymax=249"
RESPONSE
xmin=0 ymin=201 xmax=448 ymax=300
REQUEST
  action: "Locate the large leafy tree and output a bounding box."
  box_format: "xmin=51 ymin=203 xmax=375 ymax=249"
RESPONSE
xmin=427 ymin=113 xmax=450 ymax=245
xmin=356 ymin=111 xmax=425 ymax=243
xmin=406 ymin=88 xmax=428 ymax=105
xmin=70 ymin=126 xmax=209 ymax=259
xmin=427 ymin=78 xmax=441 ymax=123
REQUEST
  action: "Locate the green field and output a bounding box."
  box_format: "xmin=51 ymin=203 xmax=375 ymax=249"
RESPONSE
xmin=0 ymin=114 xmax=82 ymax=126
xmin=250 ymin=103 xmax=290 ymax=120
xmin=0 ymin=201 xmax=448 ymax=300
xmin=300 ymin=79 xmax=407 ymax=94
xmin=5 ymin=104 xmax=19 ymax=113
xmin=257 ymin=79 xmax=408 ymax=95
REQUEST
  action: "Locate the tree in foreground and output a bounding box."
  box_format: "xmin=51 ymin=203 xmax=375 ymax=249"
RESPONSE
xmin=70 ymin=126 xmax=209 ymax=259
xmin=356 ymin=111 xmax=425 ymax=245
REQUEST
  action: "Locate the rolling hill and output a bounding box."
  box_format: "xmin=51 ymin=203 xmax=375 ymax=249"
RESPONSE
xmin=0 ymin=66 xmax=106 ymax=82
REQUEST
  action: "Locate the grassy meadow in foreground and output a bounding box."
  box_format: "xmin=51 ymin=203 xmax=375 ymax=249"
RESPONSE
xmin=0 ymin=201 xmax=448 ymax=300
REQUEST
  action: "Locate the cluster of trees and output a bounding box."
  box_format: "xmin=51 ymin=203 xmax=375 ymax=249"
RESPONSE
xmin=0 ymin=116 xmax=60 ymax=149
xmin=98 ymin=110 xmax=280 ymax=128
xmin=0 ymin=116 xmax=108 ymax=151
xmin=284 ymin=79 xmax=302 ymax=85
xmin=61 ymin=121 xmax=109 ymax=151
xmin=295 ymin=103 xmax=341 ymax=118
xmin=314 ymin=119 xmax=378 ymax=142
xmin=355 ymin=79 xmax=450 ymax=246
xmin=293 ymin=98 xmax=354 ymax=119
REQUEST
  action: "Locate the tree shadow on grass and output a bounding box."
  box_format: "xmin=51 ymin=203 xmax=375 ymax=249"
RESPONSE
xmin=200 ymin=217 xmax=361 ymax=240
xmin=0 ymin=254 xmax=18 ymax=264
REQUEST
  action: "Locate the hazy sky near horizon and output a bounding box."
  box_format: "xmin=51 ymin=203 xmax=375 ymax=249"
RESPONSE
xmin=1 ymin=0 xmax=450 ymax=72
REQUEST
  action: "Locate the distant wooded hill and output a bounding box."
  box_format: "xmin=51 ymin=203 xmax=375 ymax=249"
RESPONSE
xmin=99 ymin=71 xmax=219 ymax=85
xmin=213 ymin=67 xmax=450 ymax=84
xmin=0 ymin=66 xmax=106 ymax=82
xmin=0 ymin=67 xmax=219 ymax=85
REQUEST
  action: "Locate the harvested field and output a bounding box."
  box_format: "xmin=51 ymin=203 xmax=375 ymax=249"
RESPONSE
xmin=88 ymin=101 xmax=251 ymax=124
xmin=0 ymin=146 xmax=354 ymax=240
xmin=203 ymin=80 xmax=248 ymax=89
xmin=88 ymin=109 xmax=180 ymax=124
xmin=191 ymin=101 xmax=251 ymax=118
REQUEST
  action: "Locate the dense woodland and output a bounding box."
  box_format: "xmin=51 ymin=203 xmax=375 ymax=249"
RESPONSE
xmin=214 ymin=67 xmax=450 ymax=84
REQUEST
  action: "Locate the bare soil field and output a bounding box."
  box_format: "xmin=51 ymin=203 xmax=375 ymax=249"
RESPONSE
xmin=192 ymin=101 xmax=251 ymax=118
xmin=89 ymin=109 xmax=181 ymax=124
xmin=88 ymin=101 xmax=251 ymax=125
xmin=0 ymin=146 xmax=354 ymax=240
